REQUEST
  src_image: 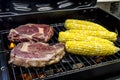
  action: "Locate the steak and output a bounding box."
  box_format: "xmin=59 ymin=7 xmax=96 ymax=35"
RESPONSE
xmin=9 ymin=42 xmax=65 ymax=67
xmin=8 ymin=24 xmax=54 ymax=42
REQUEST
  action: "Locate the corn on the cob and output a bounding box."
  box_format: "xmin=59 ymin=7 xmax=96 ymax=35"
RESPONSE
xmin=58 ymin=32 xmax=114 ymax=45
xmin=64 ymin=19 xmax=108 ymax=31
xmin=66 ymin=30 xmax=117 ymax=41
xmin=65 ymin=41 xmax=120 ymax=56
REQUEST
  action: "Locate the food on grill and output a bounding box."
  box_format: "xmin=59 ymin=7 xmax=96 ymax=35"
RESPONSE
xmin=58 ymin=19 xmax=119 ymax=56
xmin=9 ymin=42 xmax=65 ymax=67
xmin=64 ymin=19 xmax=108 ymax=31
xmin=58 ymin=32 xmax=114 ymax=45
xmin=65 ymin=41 xmax=120 ymax=56
xmin=8 ymin=24 xmax=54 ymax=42
xmin=66 ymin=30 xmax=117 ymax=41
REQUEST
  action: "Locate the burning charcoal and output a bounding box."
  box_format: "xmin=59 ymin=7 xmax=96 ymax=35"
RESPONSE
xmin=72 ymin=63 xmax=83 ymax=69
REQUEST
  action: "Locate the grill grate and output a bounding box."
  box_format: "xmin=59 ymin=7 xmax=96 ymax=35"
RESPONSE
xmin=0 ymin=22 xmax=120 ymax=80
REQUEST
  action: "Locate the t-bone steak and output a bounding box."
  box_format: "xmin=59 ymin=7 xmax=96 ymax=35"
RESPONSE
xmin=8 ymin=24 xmax=54 ymax=42
xmin=9 ymin=42 xmax=65 ymax=67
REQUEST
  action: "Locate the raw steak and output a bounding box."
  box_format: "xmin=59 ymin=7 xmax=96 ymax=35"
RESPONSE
xmin=9 ymin=42 xmax=65 ymax=67
xmin=8 ymin=24 xmax=54 ymax=42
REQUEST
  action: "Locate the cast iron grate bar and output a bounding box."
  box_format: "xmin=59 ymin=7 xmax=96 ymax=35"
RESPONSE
xmin=75 ymin=56 xmax=85 ymax=67
xmin=33 ymin=68 xmax=40 ymax=79
xmin=54 ymin=64 xmax=64 ymax=74
xmin=54 ymin=65 xmax=58 ymax=71
xmin=110 ymin=55 xmax=118 ymax=60
xmin=45 ymin=66 xmax=54 ymax=76
xmin=82 ymin=56 xmax=91 ymax=66
xmin=115 ymin=41 xmax=120 ymax=47
xmin=50 ymin=24 xmax=65 ymax=43
xmin=19 ymin=67 xmax=25 ymax=80
xmin=54 ymin=23 xmax=65 ymax=32
xmin=100 ymin=57 xmax=107 ymax=62
xmin=115 ymin=52 xmax=120 ymax=57
xmin=115 ymin=53 xmax=120 ymax=57
xmin=68 ymin=54 xmax=76 ymax=64
xmin=27 ymin=68 xmax=33 ymax=80
xmin=54 ymin=64 xmax=64 ymax=73
xmin=59 ymin=61 xmax=67 ymax=71
xmin=106 ymin=56 xmax=113 ymax=61
xmin=51 ymin=31 xmax=58 ymax=42
xmin=109 ymin=56 xmax=114 ymax=60
xmin=11 ymin=64 xmax=17 ymax=80
xmin=34 ymin=68 xmax=41 ymax=79
xmin=39 ymin=68 xmax=47 ymax=79
xmin=114 ymin=54 xmax=119 ymax=58
xmin=62 ymin=57 xmax=73 ymax=69
xmin=88 ymin=57 xmax=97 ymax=64
xmin=50 ymin=23 xmax=64 ymax=28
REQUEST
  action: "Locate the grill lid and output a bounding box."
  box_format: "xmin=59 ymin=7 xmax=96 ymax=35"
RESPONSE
xmin=0 ymin=0 xmax=97 ymax=13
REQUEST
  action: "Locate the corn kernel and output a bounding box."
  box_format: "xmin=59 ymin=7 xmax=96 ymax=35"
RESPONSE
xmin=65 ymin=41 xmax=120 ymax=56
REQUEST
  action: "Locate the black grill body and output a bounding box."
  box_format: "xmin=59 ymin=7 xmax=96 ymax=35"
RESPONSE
xmin=0 ymin=7 xmax=120 ymax=80
xmin=0 ymin=0 xmax=96 ymax=13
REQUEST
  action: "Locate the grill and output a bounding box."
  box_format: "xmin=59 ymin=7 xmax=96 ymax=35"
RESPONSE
xmin=0 ymin=1 xmax=120 ymax=80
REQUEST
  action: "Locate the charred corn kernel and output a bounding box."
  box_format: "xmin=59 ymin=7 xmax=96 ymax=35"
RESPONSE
xmin=64 ymin=19 xmax=108 ymax=31
xmin=58 ymin=32 xmax=114 ymax=45
xmin=65 ymin=41 xmax=120 ymax=56
xmin=67 ymin=30 xmax=117 ymax=41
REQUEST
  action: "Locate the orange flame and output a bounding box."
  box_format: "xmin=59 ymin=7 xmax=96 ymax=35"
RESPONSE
xmin=95 ymin=56 xmax=105 ymax=63
xmin=39 ymin=74 xmax=45 ymax=78
xmin=9 ymin=42 xmax=16 ymax=49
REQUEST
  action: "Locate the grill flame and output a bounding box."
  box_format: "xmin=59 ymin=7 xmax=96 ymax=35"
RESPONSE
xmin=9 ymin=42 xmax=16 ymax=49
xmin=39 ymin=74 xmax=45 ymax=78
